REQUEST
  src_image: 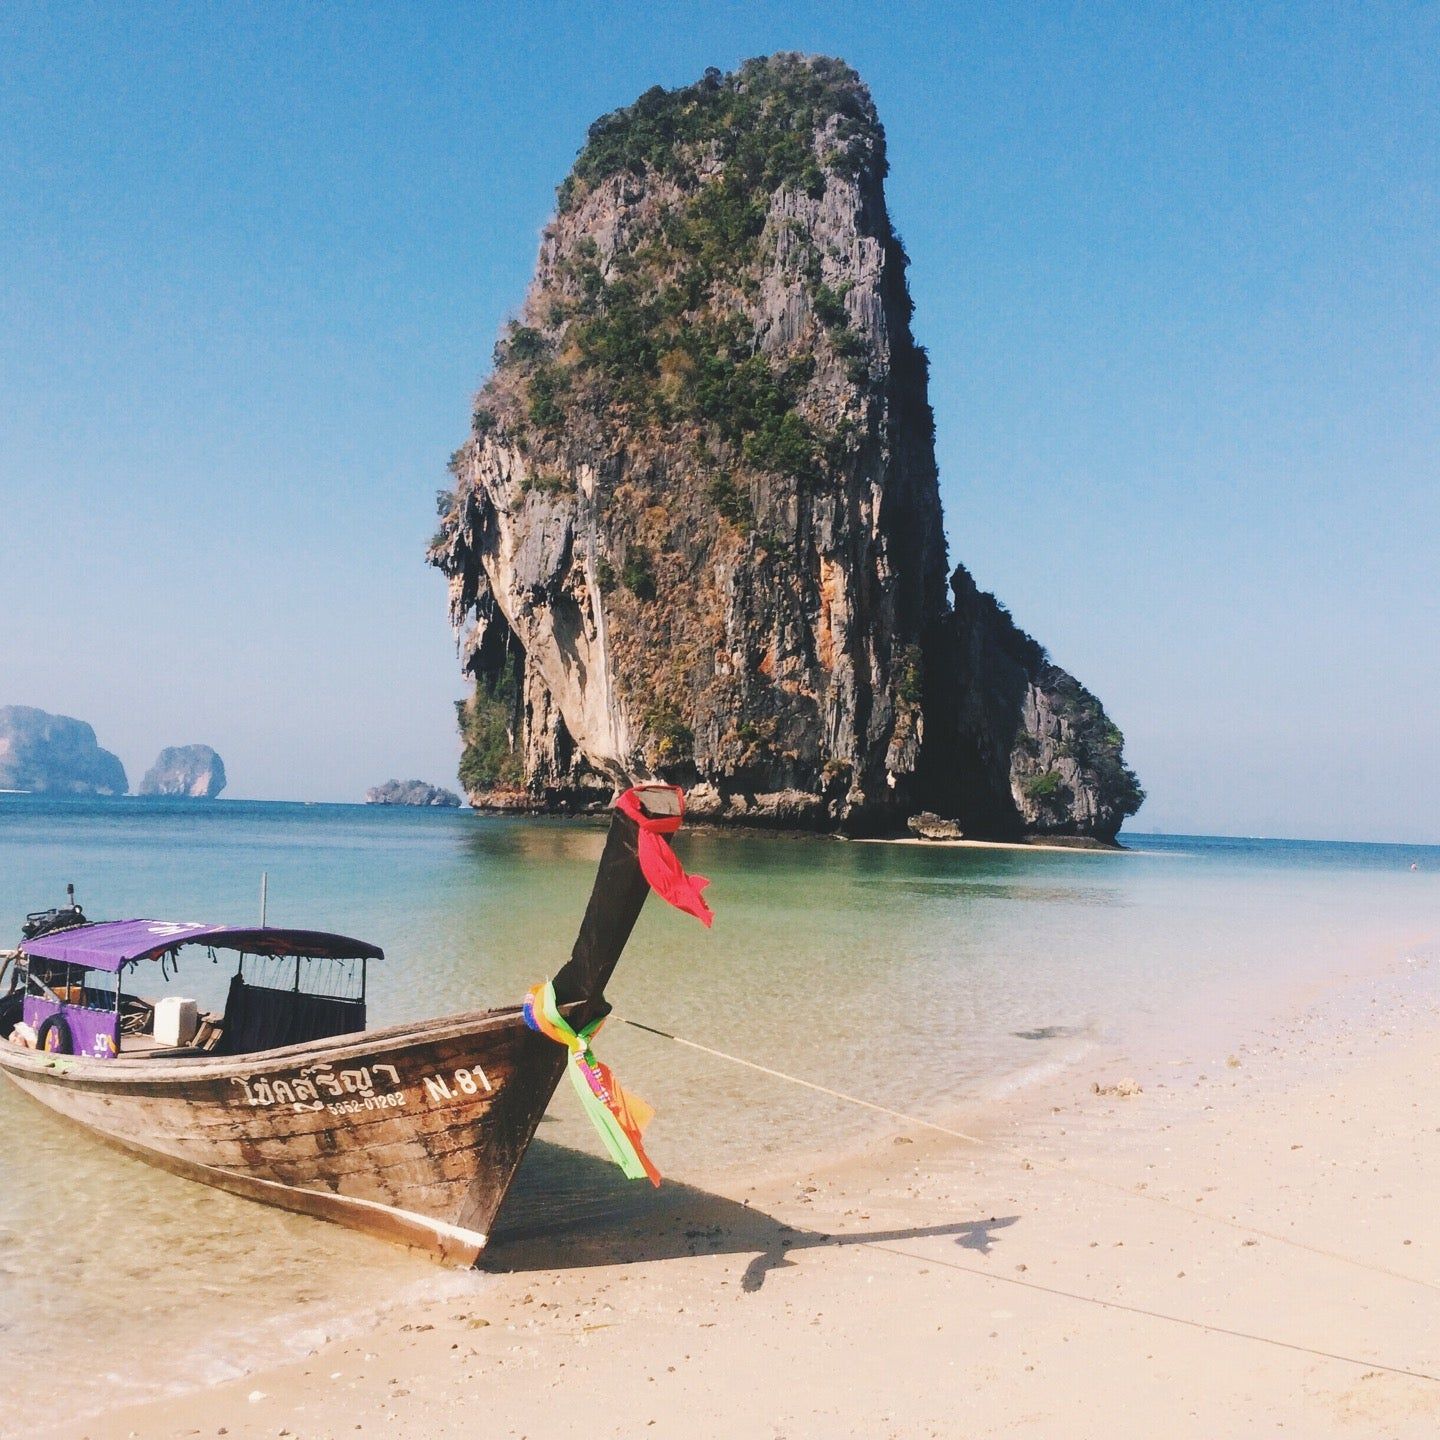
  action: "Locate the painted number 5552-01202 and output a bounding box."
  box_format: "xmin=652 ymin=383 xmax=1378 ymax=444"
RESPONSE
xmin=422 ymin=1065 xmax=494 ymax=1103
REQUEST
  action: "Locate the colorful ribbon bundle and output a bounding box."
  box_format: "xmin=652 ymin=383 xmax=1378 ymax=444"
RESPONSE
xmin=523 ymin=979 xmax=660 ymax=1186
xmin=615 ymin=785 xmax=713 ymax=928
xmin=522 ymin=785 xmax=715 ymax=1185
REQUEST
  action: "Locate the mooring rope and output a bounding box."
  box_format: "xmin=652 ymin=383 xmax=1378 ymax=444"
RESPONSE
xmin=861 ymin=1243 xmax=1440 ymax=1385
xmin=618 ymin=1014 xmax=1440 ymax=1384
xmin=616 ymin=1016 xmax=1440 ymax=1298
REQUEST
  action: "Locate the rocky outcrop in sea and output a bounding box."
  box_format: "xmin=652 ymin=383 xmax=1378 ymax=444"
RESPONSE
xmin=139 ymin=745 xmax=227 ymax=798
xmin=431 ymin=54 xmax=1143 ymax=840
xmin=0 ymin=706 xmax=128 ymax=795
xmin=365 ymin=780 xmax=462 ymax=808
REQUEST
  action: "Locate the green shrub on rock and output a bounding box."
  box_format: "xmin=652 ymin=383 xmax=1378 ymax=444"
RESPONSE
xmin=457 ymin=674 xmax=523 ymax=792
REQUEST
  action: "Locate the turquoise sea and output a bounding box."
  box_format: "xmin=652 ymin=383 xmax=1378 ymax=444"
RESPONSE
xmin=0 ymin=796 xmax=1435 ymax=1423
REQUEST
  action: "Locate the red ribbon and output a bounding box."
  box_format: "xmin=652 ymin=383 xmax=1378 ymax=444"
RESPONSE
xmin=615 ymin=786 xmax=714 ymax=928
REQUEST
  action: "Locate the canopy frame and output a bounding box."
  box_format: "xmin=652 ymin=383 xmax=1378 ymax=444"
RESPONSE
xmin=19 ymin=921 xmax=384 ymax=974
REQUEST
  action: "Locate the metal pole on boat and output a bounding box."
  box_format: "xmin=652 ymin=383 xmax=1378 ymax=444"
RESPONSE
xmin=260 ymin=872 xmax=268 ymax=927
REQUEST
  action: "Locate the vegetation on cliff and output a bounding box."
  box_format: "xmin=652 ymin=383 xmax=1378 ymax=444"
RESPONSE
xmin=473 ymin=55 xmax=889 ymax=501
xmin=559 ymin=58 xmax=873 ymax=204
xmin=455 ymin=676 xmax=524 ymax=794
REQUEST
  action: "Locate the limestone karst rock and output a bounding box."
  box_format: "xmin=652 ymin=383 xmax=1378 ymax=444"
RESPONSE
xmin=0 ymin=706 xmax=128 ymax=795
xmin=907 ymin=812 xmax=964 ymax=842
xmin=365 ymin=780 xmax=462 ymax=807
xmin=138 ymin=745 xmax=227 ymax=798
xmin=431 ymin=54 xmax=1142 ymax=839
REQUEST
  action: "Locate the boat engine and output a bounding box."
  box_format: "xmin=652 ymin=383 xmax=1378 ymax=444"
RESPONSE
xmin=21 ymin=884 xmax=88 ymax=941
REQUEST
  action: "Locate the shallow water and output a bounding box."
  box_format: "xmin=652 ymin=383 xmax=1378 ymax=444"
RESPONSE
xmin=0 ymin=796 xmax=1435 ymax=1420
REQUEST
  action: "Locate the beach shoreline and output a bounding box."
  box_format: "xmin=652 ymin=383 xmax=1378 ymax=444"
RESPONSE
xmin=853 ymin=834 xmax=1129 ymax=855
xmin=58 ymin=932 xmax=1440 ymax=1440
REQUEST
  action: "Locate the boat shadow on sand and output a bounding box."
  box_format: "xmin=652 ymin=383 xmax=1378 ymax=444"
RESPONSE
xmin=488 ymin=1131 xmax=1019 ymax=1293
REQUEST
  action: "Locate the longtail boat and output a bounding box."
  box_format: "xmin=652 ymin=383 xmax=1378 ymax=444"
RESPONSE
xmin=0 ymin=784 xmax=711 ymax=1264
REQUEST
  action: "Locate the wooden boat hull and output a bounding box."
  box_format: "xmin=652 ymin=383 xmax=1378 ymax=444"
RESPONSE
xmin=0 ymin=787 xmax=667 ymax=1262
xmin=0 ymin=1005 xmax=569 ymax=1264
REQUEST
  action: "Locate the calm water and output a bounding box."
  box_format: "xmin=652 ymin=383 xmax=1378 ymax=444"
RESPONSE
xmin=0 ymin=796 xmax=1435 ymax=1420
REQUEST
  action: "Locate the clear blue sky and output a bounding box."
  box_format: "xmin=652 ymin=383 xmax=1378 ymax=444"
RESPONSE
xmin=2 ymin=3 xmax=1435 ymax=840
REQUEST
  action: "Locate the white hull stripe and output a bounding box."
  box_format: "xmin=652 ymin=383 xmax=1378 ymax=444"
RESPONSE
xmin=193 ymin=1158 xmax=490 ymax=1251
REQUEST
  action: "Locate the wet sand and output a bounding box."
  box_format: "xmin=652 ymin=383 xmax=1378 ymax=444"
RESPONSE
xmin=58 ymin=947 xmax=1440 ymax=1440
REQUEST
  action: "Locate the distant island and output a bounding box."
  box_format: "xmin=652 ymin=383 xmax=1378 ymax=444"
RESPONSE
xmin=0 ymin=705 xmax=127 ymax=795
xmin=139 ymin=745 xmax=227 ymax=798
xmin=365 ymin=780 xmax=462 ymax=808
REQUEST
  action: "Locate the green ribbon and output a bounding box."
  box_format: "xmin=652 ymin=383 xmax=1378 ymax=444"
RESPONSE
xmin=524 ymin=980 xmax=659 ymax=1184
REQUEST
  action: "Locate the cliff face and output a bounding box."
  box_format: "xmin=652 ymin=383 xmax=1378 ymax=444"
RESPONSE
xmin=431 ymin=55 xmax=1142 ymax=839
xmin=0 ymin=706 xmax=128 ymax=795
xmin=139 ymin=745 xmax=227 ymax=798
xmin=919 ymin=570 xmax=1144 ymax=840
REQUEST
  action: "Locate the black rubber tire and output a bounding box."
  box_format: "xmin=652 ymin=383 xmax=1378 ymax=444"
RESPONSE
xmin=35 ymin=1013 xmax=73 ymax=1055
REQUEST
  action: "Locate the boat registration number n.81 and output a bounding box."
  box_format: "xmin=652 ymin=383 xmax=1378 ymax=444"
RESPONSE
xmin=422 ymin=1065 xmax=494 ymax=1103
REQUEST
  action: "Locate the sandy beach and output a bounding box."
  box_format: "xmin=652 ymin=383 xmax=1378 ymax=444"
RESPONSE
xmin=54 ymin=936 xmax=1439 ymax=1440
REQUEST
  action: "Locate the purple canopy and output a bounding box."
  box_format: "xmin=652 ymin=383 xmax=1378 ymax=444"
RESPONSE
xmin=20 ymin=920 xmax=384 ymax=973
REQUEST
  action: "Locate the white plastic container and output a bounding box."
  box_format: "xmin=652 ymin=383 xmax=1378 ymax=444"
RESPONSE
xmin=154 ymin=996 xmax=199 ymax=1047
